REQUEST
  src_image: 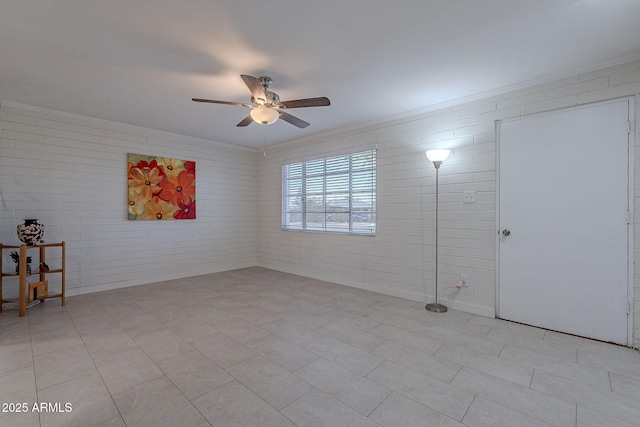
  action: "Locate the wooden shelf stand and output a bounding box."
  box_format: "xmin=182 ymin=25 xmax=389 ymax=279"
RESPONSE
xmin=1 ymin=242 xmax=66 ymax=316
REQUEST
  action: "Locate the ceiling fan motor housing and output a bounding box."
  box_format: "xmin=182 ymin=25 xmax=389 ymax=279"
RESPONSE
xmin=252 ymin=91 xmax=279 ymax=107
xmin=251 ymin=77 xmax=280 ymax=106
xmin=262 ymin=77 xmax=280 ymax=106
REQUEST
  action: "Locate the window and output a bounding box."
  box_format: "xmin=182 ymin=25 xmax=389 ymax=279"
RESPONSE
xmin=282 ymin=148 xmax=376 ymax=235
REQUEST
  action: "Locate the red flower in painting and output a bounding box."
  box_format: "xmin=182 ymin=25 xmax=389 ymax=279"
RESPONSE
xmin=174 ymin=199 xmax=196 ymax=219
xmin=157 ymin=170 xmax=195 ymax=205
xmin=184 ymin=161 xmax=196 ymax=177
xmin=135 ymin=159 xmax=166 ymax=179
xmin=136 ymin=159 xmax=157 ymax=169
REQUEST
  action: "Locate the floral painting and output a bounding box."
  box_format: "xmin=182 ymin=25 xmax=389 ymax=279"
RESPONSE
xmin=128 ymin=153 xmax=196 ymax=220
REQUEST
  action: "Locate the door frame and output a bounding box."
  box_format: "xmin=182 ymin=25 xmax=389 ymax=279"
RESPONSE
xmin=495 ymin=97 xmax=635 ymax=345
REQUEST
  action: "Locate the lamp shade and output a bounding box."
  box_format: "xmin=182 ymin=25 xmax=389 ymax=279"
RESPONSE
xmin=426 ymin=149 xmax=450 ymax=163
xmin=250 ymin=106 xmax=280 ymax=125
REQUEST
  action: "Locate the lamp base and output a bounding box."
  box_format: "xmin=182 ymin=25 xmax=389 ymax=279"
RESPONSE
xmin=425 ymin=303 xmax=448 ymax=313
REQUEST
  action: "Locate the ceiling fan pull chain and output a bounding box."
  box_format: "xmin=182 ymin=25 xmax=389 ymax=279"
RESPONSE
xmin=263 ymin=125 xmax=268 ymax=157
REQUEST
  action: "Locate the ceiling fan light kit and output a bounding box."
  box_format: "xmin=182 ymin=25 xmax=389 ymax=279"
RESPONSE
xmin=249 ymin=106 xmax=280 ymax=125
xmin=193 ymin=74 xmax=330 ymax=128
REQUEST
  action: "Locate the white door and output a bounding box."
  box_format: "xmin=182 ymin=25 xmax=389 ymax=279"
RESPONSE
xmin=498 ymin=99 xmax=631 ymax=345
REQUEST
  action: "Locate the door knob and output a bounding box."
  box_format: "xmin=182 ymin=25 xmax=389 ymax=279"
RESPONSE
xmin=502 ymin=229 xmax=511 ymax=237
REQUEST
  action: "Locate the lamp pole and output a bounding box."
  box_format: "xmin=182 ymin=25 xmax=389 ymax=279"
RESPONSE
xmin=425 ymin=150 xmax=450 ymax=313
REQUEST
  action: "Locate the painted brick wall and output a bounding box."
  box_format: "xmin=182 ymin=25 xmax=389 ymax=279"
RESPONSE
xmin=257 ymin=60 xmax=640 ymax=348
xmin=0 ymin=103 xmax=257 ymax=297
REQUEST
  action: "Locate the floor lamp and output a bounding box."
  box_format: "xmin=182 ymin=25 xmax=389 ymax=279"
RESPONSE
xmin=425 ymin=149 xmax=450 ymax=313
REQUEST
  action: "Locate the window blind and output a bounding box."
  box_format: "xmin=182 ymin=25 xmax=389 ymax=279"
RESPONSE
xmin=282 ymin=149 xmax=376 ymax=235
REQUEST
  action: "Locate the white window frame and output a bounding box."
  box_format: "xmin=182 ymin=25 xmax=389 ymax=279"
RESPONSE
xmin=282 ymin=148 xmax=376 ymax=235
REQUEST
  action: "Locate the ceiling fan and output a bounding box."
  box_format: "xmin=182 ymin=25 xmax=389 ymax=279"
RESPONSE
xmin=192 ymin=74 xmax=330 ymax=129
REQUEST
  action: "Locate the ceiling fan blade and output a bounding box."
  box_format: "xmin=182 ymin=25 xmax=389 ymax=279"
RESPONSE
xmin=277 ymin=97 xmax=330 ymax=109
xmin=236 ymin=115 xmax=253 ymax=127
xmin=279 ymin=111 xmax=310 ymax=128
xmin=192 ymin=98 xmax=251 ymax=107
xmin=240 ymin=74 xmax=267 ymax=103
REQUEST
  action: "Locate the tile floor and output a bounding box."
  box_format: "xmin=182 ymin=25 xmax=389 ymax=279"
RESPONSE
xmin=1 ymin=267 xmax=639 ymax=427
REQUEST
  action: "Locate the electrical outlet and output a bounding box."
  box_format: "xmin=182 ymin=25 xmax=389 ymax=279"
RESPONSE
xmin=463 ymin=191 xmax=475 ymax=203
xmin=458 ymin=274 xmax=469 ymax=287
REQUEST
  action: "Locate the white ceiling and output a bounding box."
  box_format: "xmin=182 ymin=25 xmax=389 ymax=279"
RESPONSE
xmin=1 ymin=1 xmax=639 ymax=148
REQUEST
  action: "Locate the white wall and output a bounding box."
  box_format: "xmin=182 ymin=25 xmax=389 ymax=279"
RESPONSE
xmin=0 ymin=103 xmax=257 ymax=297
xmin=257 ymin=60 xmax=640 ymax=348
